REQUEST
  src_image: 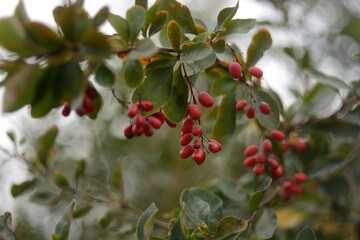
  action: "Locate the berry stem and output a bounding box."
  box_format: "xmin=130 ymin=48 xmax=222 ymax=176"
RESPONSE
xmin=111 ymin=89 xmax=130 ymax=109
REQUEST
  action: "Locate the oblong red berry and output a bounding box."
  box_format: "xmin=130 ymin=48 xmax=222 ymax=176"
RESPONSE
xmin=208 ymin=141 xmax=221 ymax=153
xmin=61 ymin=104 xmax=71 ymax=117
xmin=143 ymin=122 xmax=153 ymax=137
xmin=76 ymin=107 xmax=86 ymax=116
xmin=135 ymin=114 xmax=145 ymax=127
xmin=133 ymin=124 xmax=144 ymax=136
xmin=244 ymin=145 xmax=258 ymax=157
xmin=271 ymin=165 xmax=284 ymax=178
xmin=283 ymin=180 xmax=293 ymax=190
xmin=193 ymin=139 xmax=202 ymax=149
xmin=83 ymin=96 xmax=94 ymax=113
xmin=139 ymin=101 xmax=153 ymax=111
xmin=209 ymin=139 xmax=222 ymax=151
xmin=229 ymin=62 xmax=242 ymax=78
xmin=280 ymin=140 xmax=290 ymax=152
xmin=180 ymin=145 xmax=195 ymax=159
xmin=151 ymin=111 xmax=165 ymax=124
xmin=291 ymin=185 xmax=303 ymax=195
xmin=246 ymin=105 xmax=255 ymax=119
xmin=248 ymin=66 xmax=263 ymax=78
xmin=236 ymin=99 xmax=247 ymax=111
xmin=198 ymin=92 xmax=214 ymax=108
xmin=147 ymin=116 xmax=163 ymax=129
xmin=256 ymin=153 xmax=266 ymax=164
xmin=165 ymin=118 xmax=177 ymax=128
xmin=271 ymin=130 xmax=285 ymax=141
xmin=259 ymin=102 xmax=271 ymax=115
xmin=181 ymin=117 xmax=193 ymax=133
xmin=295 ymin=139 xmax=306 ymax=151
xmin=188 ymin=104 xmax=201 ymax=120
xmin=127 ymin=104 xmax=138 ymax=118
xmin=253 ymin=163 xmax=265 ymax=175
xmin=123 ymin=123 xmax=134 ymax=139
xmin=192 ymin=149 xmax=206 ymax=165
xmin=268 ymin=156 xmax=279 ymax=169
xmin=262 ymin=139 xmax=272 ymax=153
xmin=192 ymin=125 xmax=202 ymax=136
xmin=293 ymin=173 xmax=307 ymax=183
xmin=180 ymin=133 xmax=193 ymax=146
xmin=243 ymin=156 xmax=256 ymax=167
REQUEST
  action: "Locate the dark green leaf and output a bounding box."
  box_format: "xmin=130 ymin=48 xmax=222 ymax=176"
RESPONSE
xmin=95 ymin=63 xmax=115 ymax=87
xmin=52 ymin=199 xmax=76 ymax=240
xmin=122 ymin=59 xmax=144 ymax=88
xmin=253 ymin=89 xmax=280 ymax=130
xmin=30 ymin=191 xmax=55 ymax=205
xmin=126 ymin=6 xmax=146 ymax=41
xmin=216 ymin=216 xmax=247 ymax=239
xmin=218 ymin=19 xmax=257 ymax=38
xmin=98 ymin=210 xmax=115 ymax=228
xmin=214 ymin=1 xmax=239 ymax=32
xmin=108 ymin=13 xmax=130 ymax=43
xmin=246 ymin=28 xmax=272 ymax=67
xmin=167 ymin=20 xmax=182 ymax=53
xmin=212 ymin=39 xmax=226 ymax=53
xmin=36 ymin=126 xmax=59 ymax=168
xmin=6 ymin=131 xmax=16 ymax=143
xmin=75 ymin=159 xmax=86 ymax=183
xmin=302 ymin=84 xmax=338 ymax=113
xmin=163 ymin=66 xmax=189 ymax=123
xmin=180 ymin=187 xmax=223 ymax=228
xmin=24 ymin=22 xmax=62 ymax=52
xmin=194 ymin=51 xmax=217 ymax=70
xmin=53 ymin=172 xmax=70 ymax=190
xmin=320 ymin=176 xmax=349 ymax=197
xmin=342 ymin=105 xmax=360 ymax=126
xmin=142 ymin=2 xmax=159 ymax=37
xmin=128 ymin=38 xmax=158 ymax=60
xmin=158 ymin=0 xmax=197 ymax=34
xmin=93 ymin=6 xmax=109 ymax=27
xmin=211 ymin=77 xmax=237 ymax=97
xmin=170 ymin=205 xmax=187 ymax=240
xmin=73 ymin=204 xmax=92 ymax=218
xmin=296 ymin=226 xmax=317 ymax=240
xmin=149 ymin=11 xmax=168 ymax=37
xmin=306 ymin=68 xmax=351 ymax=91
xmin=352 ymin=53 xmax=360 ymax=61
xmin=11 ymin=179 xmax=37 ymax=198
xmin=255 ymin=208 xmax=277 ymax=239
xmin=81 ymin=29 xmax=112 ymax=58
xmin=248 ymin=177 xmax=272 ymax=213
xmin=14 ymin=0 xmax=29 ymax=23
xmin=180 ymin=42 xmax=213 ymax=63
xmin=210 ymin=178 xmax=245 ymax=202
xmin=136 ymin=0 xmax=148 ymax=9
xmin=110 ymin=162 xmax=123 ymax=194
xmin=0 ymin=212 xmax=15 ymax=240
xmin=212 ymin=92 xmax=236 ymax=141
xmin=136 ymin=203 xmax=158 ymax=240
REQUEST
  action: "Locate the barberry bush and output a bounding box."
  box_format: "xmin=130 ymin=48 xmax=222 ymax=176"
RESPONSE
xmin=0 ymin=0 xmax=359 ymax=239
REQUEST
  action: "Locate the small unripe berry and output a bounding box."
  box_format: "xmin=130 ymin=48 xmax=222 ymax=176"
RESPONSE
xmin=244 ymin=145 xmax=258 ymax=157
xmin=83 ymin=96 xmax=94 ymax=113
xmin=188 ymin=104 xmax=202 ymax=120
xmin=248 ymin=66 xmax=263 ymax=78
xmin=293 ymin=173 xmax=307 ymax=183
xmin=124 ymin=123 xmax=134 ymax=139
xmin=244 ymin=157 xmax=256 ymax=167
xmin=181 ymin=117 xmax=193 ymax=133
xmin=192 ymin=149 xmax=206 ymax=165
xmin=256 ymin=153 xmax=266 ymax=164
xmin=165 ymin=118 xmax=177 ymax=128
xmin=139 ymin=101 xmax=154 ymax=111
xmin=180 ymin=145 xmax=195 ymax=159
xmin=198 ymin=92 xmax=214 ymax=108
xmin=147 ymin=116 xmax=163 ymax=129
xmin=62 ymin=104 xmax=71 ymax=117
xmin=192 ymin=125 xmax=202 ymax=136
xmin=180 ymin=133 xmax=193 ymax=146
xmin=259 ymin=102 xmax=271 ymax=115
xmin=262 ymin=139 xmax=272 ymax=153
xmin=193 ymin=139 xmax=202 ymax=149
xmin=253 ymin=163 xmax=265 ymax=175
xmin=271 ymin=130 xmax=285 ymax=141
xmin=246 ymin=105 xmax=255 ymax=119
xmin=295 ymin=139 xmax=306 ymax=151
xmin=236 ymin=99 xmax=247 ymax=111
xmin=208 ymin=140 xmax=222 ymax=153
xmin=229 ymin=62 xmax=242 ymax=78
xmin=127 ymin=104 xmax=138 ymax=118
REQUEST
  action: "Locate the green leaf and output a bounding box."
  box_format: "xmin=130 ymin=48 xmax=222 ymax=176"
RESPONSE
xmin=212 ymin=92 xmax=236 ymax=141
xmin=167 ymin=20 xmax=182 ymax=53
xmin=246 ymin=28 xmax=272 ymax=67
xmin=73 ymin=204 xmax=93 ymax=218
xmin=0 ymin=212 xmax=15 ymax=240
xmin=149 ymin=11 xmax=168 ymax=37
xmin=248 ymin=177 xmax=272 ymax=213
xmin=81 ymin=29 xmax=112 ymax=58
xmin=210 ymin=178 xmax=245 ymax=202
xmin=52 ymin=199 xmax=76 ymax=240
xmin=198 ymin=220 xmax=211 ymax=238
xmin=319 ymin=176 xmax=349 ymax=197
xmin=108 ymin=13 xmax=130 ymax=43
xmin=211 ymin=77 xmax=237 ymax=97
xmin=11 ymin=179 xmax=37 ymax=198
xmin=142 ymin=2 xmax=159 ymax=37
xmin=133 ymin=59 xmax=175 ymax=110
xmin=194 ymin=51 xmax=217 ymax=70
xmin=128 ymin=38 xmax=158 ymax=60
xmin=93 ymin=6 xmax=109 ymax=28
xmin=24 ymin=22 xmax=62 ymax=52
xmin=170 ymin=205 xmax=187 ymax=240
xmin=14 ymin=0 xmax=29 ymax=23
xmin=212 ymin=38 xmax=226 ymax=53
xmin=255 ymin=208 xmax=277 ymax=239
xmin=302 ymin=83 xmax=338 ymax=113
xmin=136 ymin=0 xmax=148 ymax=9
xmin=53 ymin=172 xmax=70 ymax=190
xmin=180 ymin=42 xmax=213 ymax=63
xmin=30 ymin=190 xmax=55 ymax=205
xmin=158 ymin=0 xmax=197 ymax=34
xmin=215 ymin=1 xmax=239 ymax=32
xmin=75 ymin=159 xmax=86 ymax=183
xmin=136 ymin=203 xmax=158 ymax=240
xmin=163 ymin=66 xmax=189 ymax=123
xmin=296 ymin=226 xmax=317 ymax=240
xmin=216 ymin=216 xmax=247 ymax=239
xmin=110 ymin=162 xmax=123 ymax=194
xmin=36 ymin=126 xmax=59 ymax=168
xmin=180 ymin=187 xmax=223 ymax=228
xmin=305 ymin=68 xmax=351 ymax=91
xmin=122 ymin=59 xmax=144 ymax=88
xmin=98 ymin=210 xmax=115 ymax=228
xmin=95 ymin=63 xmax=115 ymax=87
xmin=126 ymin=6 xmax=146 ymax=41
xmin=218 ymin=19 xmax=257 ymax=38
xmin=352 ymin=53 xmax=360 ymax=61
xmin=253 ymin=89 xmax=280 ymax=130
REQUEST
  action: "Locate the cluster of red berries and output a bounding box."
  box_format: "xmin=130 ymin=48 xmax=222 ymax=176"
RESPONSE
xmin=282 ymin=173 xmax=307 ymax=201
xmin=61 ymin=85 xmax=99 ymax=117
xmin=123 ymin=101 xmax=175 ymax=138
xmin=179 ymin=92 xmax=222 ymax=164
xmin=235 ymin=99 xmax=271 ymax=119
xmin=228 ymin=61 xmax=263 ymax=79
xmin=280 ymin=138 xmax=307 ymax=152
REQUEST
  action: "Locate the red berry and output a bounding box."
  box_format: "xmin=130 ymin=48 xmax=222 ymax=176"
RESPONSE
xmin=123 ymin=123 xmax=134 ymax=139
xmin=282 ymin=191 xmax=291 ymax=201
xmin=133 ymin=124 xmax=144 ymax=136
xmin=192 ymin=125 xmax=202 ymax=136
xmin=244 ymin=145 xmax=258 ymax=157
xmin=229 ymin=62 xmax=242 ymax=78
xmin=139 ymin=101 xmax=153 ymax=111
xmin=83 ymin=96 xmax=94 ymax=113
xmin=280 ymin=140 xmax=290 ymax=152
xmin=248 ymin=66 xmax=263 ymax=78
xmin=209 ymin=139 xmax=222 ymax=151
xmin=271 ymin=130 xmax=285 ymax=141
xmin=198 ymin=92 xmax=214 ymax=108
xmin=127 ymin=104 xmax=138 ymax=118
xmin=193 ymin=139 xmax=202 ymax=149
xmin=256 ymin=153 xmax=266 ymax=164
xmin=291 ymin=185 xmax=303 ymax=195
xmin=253 ymin=163 xmax=265 ymax=175
xmin=283 ymin=180 xmax=293 ymax=190
xmin=268 ymin=156 xmax=279 ymax=169
xmin=192 ymin=149 xmax=206 ymax=165
xmin=86 ymin=86 xmax=98 ymax=100
xmin=147 ymin=116 xmax=162 ymax=129
xmin=61 ymin=104 xmax=71 ymax=117
xmin=181 ymin=117 xmax=193 ymax=133
xmin=165 ymin=118 xmax=177 ymax=128
xmin=208 ymin=141 xmax=222 ymax=153
xmin=143 ymin=122 xmax=153 ymax=137
xmin=246 ymin=105 xmax=255 ymax=119
xmin=180 ymin=133 xmax=193 ymax=146
xmin=188 ymin=104 xmax=202 ymax=120
xmin=293 ymin=173 xmax=307 ymax=183
xmin=151 ymin=111 xmax=165 ymax=124
xmin=76 ymin=107 xmax=86 ymax=116
xmin=236 ymin=99 xmax=247 ymax=111
xmin=295 ymin=139 xmax=306 ymax=151
xmin=135 ymin=115 xmax=145 ymax=127
xmin=272 ymin=165 xmax=284 ymax=178
xmin=262 ymin=139 xmax=272 ymax=152
xmin=244 ymin=156 xmax=256 ymax=167
xmin=180 ymin=145 xmax=195 ymax=159
xmin=259 ymin=102 xmax=271 ymax=115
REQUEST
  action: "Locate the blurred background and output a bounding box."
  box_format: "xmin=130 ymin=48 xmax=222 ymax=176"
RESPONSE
xmin=0 ymin=0 xmax=359 ymax=239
